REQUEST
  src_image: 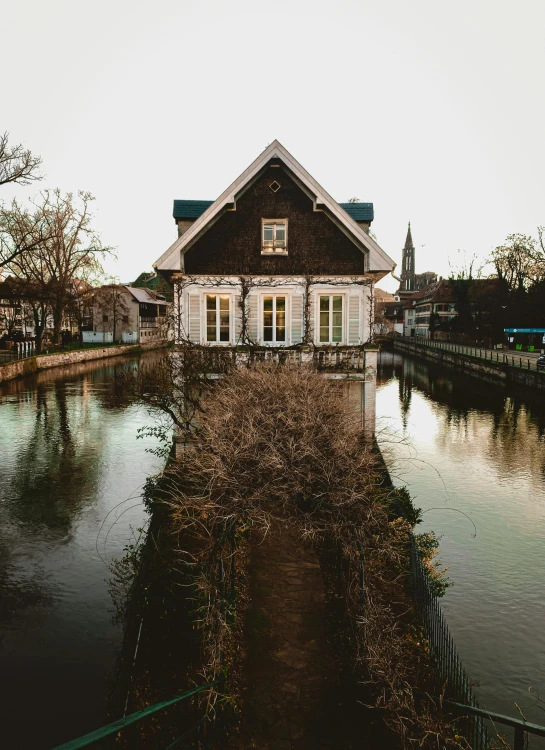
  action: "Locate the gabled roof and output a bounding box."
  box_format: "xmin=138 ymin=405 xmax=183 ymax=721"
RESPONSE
xmin=155 ymin=140 xmax=394 ymax=274
xmin=125 ymin=286 xmax=168 ymax=306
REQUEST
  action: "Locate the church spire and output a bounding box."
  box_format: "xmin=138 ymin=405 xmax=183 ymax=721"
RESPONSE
xmin=405 ymin=221 xmax=414 ymax=250
xmin=400 ymin=222 xmax=416 ymax=294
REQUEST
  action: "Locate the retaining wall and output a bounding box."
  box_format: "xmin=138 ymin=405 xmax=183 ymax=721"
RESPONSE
xmin=393 ymin=338 xmax=545 ymax=392
xmin=0 ymin=341 xmax=168 ymax=385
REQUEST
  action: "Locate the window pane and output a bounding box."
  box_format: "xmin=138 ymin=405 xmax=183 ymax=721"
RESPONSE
xmin=263 ymin=226 xmax=274 ymax=241
xmin=206 ymin=295 xmax=216 ymax=310
xmin=332 ymin=312 xmax=342 ymax=327
xmin=219 ymin=328 xmax=229 ymax=342
xmin=276 ymin=297 xmax=285 ymax=311
xmin=220 ymin=312 xmax=229 ymax=326
xmin=320 ymin=327 xmax=329 ymax=342
xmin=264 ymin=297 xmax=273 ymax=311
xmin=276 ymin=326 xmax=285 ymax=342
xmin=207 ymin=311 xmax=216 ymax=325
xmin=276 ymin=312 xmax=286 ymax=328
xmin=219 ymin=296 xmax=229 ymax=310
xmin=320 ymin=296 xmax=329 ymax=311
xmin=207 ymin=327 xmax=216 ymax=342
xmin=264 ymin=327 xmax=273 ymax=342
xmin=320 ymin=312 xmax=329 ymax=327
xmin=333 ymin=296 xmax=342 ymax=312
xmin=263 ymin=311 xmax=273 ymax=327
xmin=275 ymin=226 xmax=285 ymax=241
xmin=332 ymin=327 xmax=342 ymax=343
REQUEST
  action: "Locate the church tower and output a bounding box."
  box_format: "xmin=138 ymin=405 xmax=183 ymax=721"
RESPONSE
xmin=400 ymin=222 xmax=416 ymax=294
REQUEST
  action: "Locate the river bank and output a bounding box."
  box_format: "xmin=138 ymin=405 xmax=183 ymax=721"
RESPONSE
xmin=376 ymin=351 xmax=545 ymax=744
xmin=0 ymin=351 xmax=167 ymax=749
xmin=0 ymin=340 xmax=168 ymax=384
xmin=393 ymin=337 xmax=545 ymax=392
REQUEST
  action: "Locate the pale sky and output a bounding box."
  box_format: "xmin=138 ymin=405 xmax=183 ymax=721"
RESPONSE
xmin=3 ymin=0 xmax=545 ymax=292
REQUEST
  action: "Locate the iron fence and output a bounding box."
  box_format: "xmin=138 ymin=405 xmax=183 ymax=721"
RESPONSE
xmin=0 ymin=340 xmax=135 ymax=366
xmin=409 ymin=534 xmax=489 ymax=749
xmin=399 ymin=337 xmax=545 ymax=374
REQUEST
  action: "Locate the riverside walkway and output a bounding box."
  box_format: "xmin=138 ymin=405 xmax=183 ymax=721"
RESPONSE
xmin=393 ymin=337 xmax=545 ymax=374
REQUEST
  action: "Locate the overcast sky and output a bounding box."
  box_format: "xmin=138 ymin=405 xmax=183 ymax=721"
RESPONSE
xmin=3 ymin=0 xmax=545 ymax=292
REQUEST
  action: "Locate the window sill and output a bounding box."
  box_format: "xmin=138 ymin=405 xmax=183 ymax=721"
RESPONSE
xmin=261 ymin=249 xmax=288 ymax=256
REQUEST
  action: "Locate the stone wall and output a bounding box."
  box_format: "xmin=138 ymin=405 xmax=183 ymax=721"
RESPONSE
xmin=0 ymin=341 xmax=167 ymax=385
xmin=393 ymin=338 xmax=545 ymax=392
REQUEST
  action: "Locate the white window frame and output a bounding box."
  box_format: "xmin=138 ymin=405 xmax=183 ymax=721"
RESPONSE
xmin=315 ymin=293 xmax=345 ymax=345
xmin=261 ymin=219 xmax=288 ymax=255
xmin=204 ymin=293 xmax=232 ymax=345
xmin=260 ymin=293 xmax=289 ymax=345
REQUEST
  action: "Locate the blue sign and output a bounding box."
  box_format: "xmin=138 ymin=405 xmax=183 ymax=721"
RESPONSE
xmin=504 ymin=328 xmax=545 ymax=333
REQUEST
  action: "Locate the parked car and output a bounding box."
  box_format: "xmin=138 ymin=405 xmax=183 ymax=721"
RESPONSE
xmin=537 ymin=354 xmax=545 ymax=372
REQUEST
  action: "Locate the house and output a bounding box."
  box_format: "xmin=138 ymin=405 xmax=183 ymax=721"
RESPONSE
xmin=403 ymin=278 xmax=505 ymax=342
xmin=154 ymin=141 xmax=395 ymax=349
xmin=81 ymin=284 xmax=169 ymax=344
xmin=374 ymin=288 xmax=404 ymax=336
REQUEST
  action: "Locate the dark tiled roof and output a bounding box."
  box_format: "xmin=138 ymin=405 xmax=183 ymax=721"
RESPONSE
xmin=173 ymin=199 xmax=374 ymax=222
xmin=173 ymin=200 xmax=214 ymax=219
xmin=339 ymin=203 xmax=374 ymax=222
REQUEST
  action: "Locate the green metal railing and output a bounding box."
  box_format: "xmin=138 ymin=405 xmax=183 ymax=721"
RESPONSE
xmin=52 ymin=679 xmax=221 ymax=749
xmin=409 ymin=533 xmax=489 ymax=748
xmin=413 ymin=692 xmax=545 ymax=750
xmin=398 ymin=337 xmax=545 ymax=374
xmin=410 ymin=535 xmax=545 ymax=748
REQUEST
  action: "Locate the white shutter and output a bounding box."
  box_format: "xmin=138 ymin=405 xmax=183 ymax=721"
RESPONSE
xmin=247 ymin=294 xmax=258 ymax=343
xmin=291 ymin=294 xmax=303 ymax=345
xmin=188 ymin=293 xmax=201 ymax=343
xmin=348 ymin=294 xmax=360 ymax=344
xmin=234 ymin=295 xmax=242 ymax=343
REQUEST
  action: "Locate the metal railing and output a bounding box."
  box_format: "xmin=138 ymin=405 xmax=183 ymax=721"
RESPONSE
xmin=52 ymin=679 xmax=221 ymax=749
xmin=397 ymin=337 xmax=544 ymax=374
xmin=0 ymin=340 xmax=138 ymax=366
xmin=0 ymin=343 xmax=36 ymax=364
xmin=409 ymin=534 xmax=489 ymax=748
xmin=173 ymin=345 xmax=371 ymax=373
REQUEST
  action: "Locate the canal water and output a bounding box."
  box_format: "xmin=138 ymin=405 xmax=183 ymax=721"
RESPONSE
xmin=2 ymin=351 xmax=544 ymax=748
xmin=0 ymin=353 xmax=166 ymax=749
xmin=376 ymin=351 xmax=545 ymax=741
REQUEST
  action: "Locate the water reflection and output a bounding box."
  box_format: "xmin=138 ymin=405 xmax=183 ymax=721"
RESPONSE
xmin=0 ymin=352 xmax=166 ymax=749
xmin=377 ymin=351 xmax=545 ymax=736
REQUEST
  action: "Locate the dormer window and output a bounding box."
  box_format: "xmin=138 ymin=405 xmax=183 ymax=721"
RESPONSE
xmin=262 ymin=219 xmax=288 ymax=254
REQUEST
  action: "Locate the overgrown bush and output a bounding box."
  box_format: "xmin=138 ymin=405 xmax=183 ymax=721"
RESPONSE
xmin=136 ymin=361 xmax=461 ymax=747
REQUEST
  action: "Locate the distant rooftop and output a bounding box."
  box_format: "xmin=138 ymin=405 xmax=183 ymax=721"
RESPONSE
xmin=173 ymin=200 xmax=373 ymax=222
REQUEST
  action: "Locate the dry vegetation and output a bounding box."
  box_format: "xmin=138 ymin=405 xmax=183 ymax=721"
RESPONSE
xmin=126 ymin=351 xmax=463 ymax=748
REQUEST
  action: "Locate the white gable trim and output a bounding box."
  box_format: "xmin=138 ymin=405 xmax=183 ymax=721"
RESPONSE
xmin=154 ymin=140 xmax=395 ymax=274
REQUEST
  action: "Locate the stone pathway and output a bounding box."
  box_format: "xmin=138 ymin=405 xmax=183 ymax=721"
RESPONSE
xmin=232 ymin=522 xmax=341 ymax=749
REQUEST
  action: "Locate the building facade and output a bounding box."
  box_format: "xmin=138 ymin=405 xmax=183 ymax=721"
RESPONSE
xmin=82 ymin=285 xmax=169 ymax=344
xmin=154 ymin=141 xmax=395 ymax=348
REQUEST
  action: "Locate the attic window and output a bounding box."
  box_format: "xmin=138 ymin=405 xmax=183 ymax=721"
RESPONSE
xmin=269 ymin=180 xmax=281 ymax=193
xmin=262 ymin=219 xmax=288 ymax=254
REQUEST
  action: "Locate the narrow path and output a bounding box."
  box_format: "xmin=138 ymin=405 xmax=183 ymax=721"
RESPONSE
xmin=233 ymin=522 xmax=340 ymax=749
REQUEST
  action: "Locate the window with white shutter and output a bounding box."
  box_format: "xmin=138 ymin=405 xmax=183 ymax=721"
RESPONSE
xmin=291 ymin=294 xmax=303 ymax=345
xmin=188 ymin=293 xmax=201 ymax=343
xmin=348 ymin=294 xmax=360 ymax=344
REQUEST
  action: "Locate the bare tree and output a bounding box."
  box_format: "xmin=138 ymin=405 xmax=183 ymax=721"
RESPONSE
xmin=5 ymin=190 xmax=112 ymax=342
xmin=0 ymin=132 xmax=42 ymax=188
xmin=0 ymin=196 xmax=53 ymax=269
xmin=40 ymin=190 xmax=111 ymax=343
